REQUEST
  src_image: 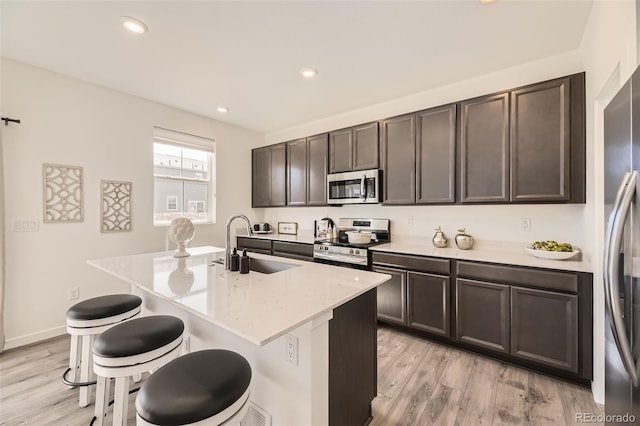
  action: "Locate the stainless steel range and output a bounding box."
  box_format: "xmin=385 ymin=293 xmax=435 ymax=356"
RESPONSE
xmin=313 ymin=218 xmax=390 ymax=269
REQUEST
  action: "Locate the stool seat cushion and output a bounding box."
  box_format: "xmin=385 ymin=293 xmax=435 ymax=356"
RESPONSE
xmin=94 ymin=315 xmax=184 ymax=358
xmin=136 ymin=349 xmax=252 ymax=425
xmin=67 ymin=294 xmax=142 ymax=321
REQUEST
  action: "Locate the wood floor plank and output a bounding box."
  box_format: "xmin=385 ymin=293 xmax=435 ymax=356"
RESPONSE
xmin=377 ymin=333 xmax=429 ymax=399
xmin=491 ymin=364 xmax=531 ymax=426
xmin=438 ymin=347 xmax=473 ymax=391
xmin=557 ymin=380 xmax=604 ymax=426
xmin=525 ymin=371 xmax=566 ymax=425
xmin=455 ymin=370 xmax=498 ymax=425
xmin=418 ymin=382 xmax=464 ymax=426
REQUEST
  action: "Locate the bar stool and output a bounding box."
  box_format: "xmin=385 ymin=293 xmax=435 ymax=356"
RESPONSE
xmin=135 ymin=349 xmax=252 ymax=426
xmin=93 ymin=315 xmax=184 ymax=426
xmin=64 ymin=294 xmax=142 ymax=407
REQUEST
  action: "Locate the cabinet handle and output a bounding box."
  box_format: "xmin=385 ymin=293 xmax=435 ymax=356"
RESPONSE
xmin=604 ymin=170 xmax=638 ymax=386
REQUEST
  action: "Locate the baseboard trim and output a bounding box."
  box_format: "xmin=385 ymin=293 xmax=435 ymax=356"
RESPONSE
xmin=4 ymin=325 xmax=67 ymax=350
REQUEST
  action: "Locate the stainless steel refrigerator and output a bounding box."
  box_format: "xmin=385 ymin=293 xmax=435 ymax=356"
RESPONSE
xmin=604 ymin=66 xmax=640 ymax=424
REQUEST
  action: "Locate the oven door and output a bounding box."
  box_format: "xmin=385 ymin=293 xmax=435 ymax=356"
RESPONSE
xmin=327 ymin=169 xmax=380 ymax=205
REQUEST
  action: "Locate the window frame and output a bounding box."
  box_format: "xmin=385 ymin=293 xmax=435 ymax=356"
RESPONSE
xmin=152 ymin=127 xmax=216 ymax=226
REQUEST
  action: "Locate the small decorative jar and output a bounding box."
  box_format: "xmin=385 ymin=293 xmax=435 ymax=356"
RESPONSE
xmin=432 ymin=227 xmax=448 ymax=248
xmin=455 ymin=228 xmax=474 ymax=250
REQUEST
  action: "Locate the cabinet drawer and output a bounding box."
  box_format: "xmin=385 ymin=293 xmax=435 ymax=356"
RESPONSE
xmin=456 ymin=261 xmax=578 ymax=293
xmin=372 ymin=252 xmax=450 ymax=275
xmin=237 ymin=237 xmax=272 ymax=251
xmin=272 ymin=241 xmax=314 ymax=258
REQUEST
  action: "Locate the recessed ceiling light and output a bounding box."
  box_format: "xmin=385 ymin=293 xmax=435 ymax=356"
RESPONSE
xmin=121 ymin=16 xmax=148 ymax=34
xmin=300 ymin=67 xmax=318 ymax=79
xmin=480 ymin=0 xmax=496 ymax=4
xmin=217 ymin=107 xmax=229 ymax=113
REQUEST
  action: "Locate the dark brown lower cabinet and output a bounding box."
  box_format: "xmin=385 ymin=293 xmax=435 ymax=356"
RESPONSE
xmin=511 ymin=286 xmax=578 ymax=372
xmin=373 ymin=266 xmax=406 ymax=325
xmin=236 ymin=237 xmax=272 ymax=255
xmin=455 ymin=278 xmax=510 ymax=353
xmin=407 ymin=271 xmax=450 ymax=337
xmin=271 ymin=241 xmax=313 ymax=261
xmin=373 ymin=253 xmax=592 ymax=384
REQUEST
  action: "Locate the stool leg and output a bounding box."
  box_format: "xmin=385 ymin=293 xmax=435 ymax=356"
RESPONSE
xmin=68 ymin=334 xmax=80 ymax=388
xmin=94 ymin=375 xmax=110 ymax=426
xmin=79 ymin=335 xmax=92 ymax=407
xmin=113 ymin=376 xmax=130 ymax=426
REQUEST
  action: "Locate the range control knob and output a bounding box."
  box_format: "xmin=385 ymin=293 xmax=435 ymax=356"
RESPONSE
xmin=349 ymin=249 xmax=354 ymax=254
xmin=355 ymin=250 xmax=360 ymax=255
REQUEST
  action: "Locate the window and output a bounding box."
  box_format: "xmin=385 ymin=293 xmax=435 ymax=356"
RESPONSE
xmin=153 ymin=127 xmax=216 ymax=225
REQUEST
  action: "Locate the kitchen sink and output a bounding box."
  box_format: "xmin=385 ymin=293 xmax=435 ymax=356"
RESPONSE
xmin=249 ymin=258 xmax=299 ymax=274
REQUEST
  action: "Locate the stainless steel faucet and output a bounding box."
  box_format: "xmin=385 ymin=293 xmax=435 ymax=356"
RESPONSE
xmin=225 ymin=214 xmax=253 ymax=270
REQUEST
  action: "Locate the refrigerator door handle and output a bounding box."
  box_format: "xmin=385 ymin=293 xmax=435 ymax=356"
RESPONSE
xmin=604 ymin=170 xmax=638 ymax=386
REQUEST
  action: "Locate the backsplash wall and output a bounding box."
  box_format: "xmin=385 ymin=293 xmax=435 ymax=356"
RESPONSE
xmin=262 ymin=203 xmax=588 ymax=259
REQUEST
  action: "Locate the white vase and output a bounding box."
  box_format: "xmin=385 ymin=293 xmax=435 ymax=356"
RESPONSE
xmin=168 ymin=218 xmax=195 ymax=258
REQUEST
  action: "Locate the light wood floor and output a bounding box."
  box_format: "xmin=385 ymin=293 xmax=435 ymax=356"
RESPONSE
xmin=0 ymin=328 xmax=603 ymax=426
xmin=371 ymin=326 xmax=603 ymax=426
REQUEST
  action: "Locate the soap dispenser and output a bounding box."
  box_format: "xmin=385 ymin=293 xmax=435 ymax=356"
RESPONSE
xmin=230 ymin=248 xmax=240 ymax=271
xmin=239 ymin=249 xmax=250 ymax=274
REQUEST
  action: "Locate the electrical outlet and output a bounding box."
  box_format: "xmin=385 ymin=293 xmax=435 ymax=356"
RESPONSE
xmin=285 ymin=334 xmax=298 ymax=365
xmin=67 ymin=287 xmax=79 ymax=301
xmin=520 ymin=217 xmax=531 ymax=232
xmin=406 ymin=216 xmax=413 ymax=227
xmin=13 ymin=219 xmax=39 ymax=232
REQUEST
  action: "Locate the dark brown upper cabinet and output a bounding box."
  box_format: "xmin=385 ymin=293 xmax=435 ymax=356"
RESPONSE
xmin=510 ymin=75 xmax=584 ymax=202
xmin=459 ymin=92 xmax=510 ymax=203
xmin=416 ymin=104 xmax=457 ymax=204
xmin=287 ymin=133 xmax=328 ymax=206
xmin=252 ymin=143 xmax=286 ymax=207
xmin=381 ymin=113 xmax=416 ymax=204
xmin=329 ymin=122 xmax=379 ymax=173
xmin=459 ymin=73 xmax=585 ymax=204
xmin=287 ymin=138 xmax=307 ymax=206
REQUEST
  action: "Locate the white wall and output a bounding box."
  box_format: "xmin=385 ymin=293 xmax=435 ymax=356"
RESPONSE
xmin=263 ymin=51 xmax=590 ymax=255
xmin=579 ymin=0 xmax=638 ymax=405
xmin=0 ymin=58 xmax=263 ymax=348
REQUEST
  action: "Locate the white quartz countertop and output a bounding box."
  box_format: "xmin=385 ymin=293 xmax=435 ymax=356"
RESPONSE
xmin=88 ymin=246 xmax=390 ymax=346
xmin=238 ymin=233 xmax=316 ymax=244
xmin=371 ymin=240 xmax=592 ymax=273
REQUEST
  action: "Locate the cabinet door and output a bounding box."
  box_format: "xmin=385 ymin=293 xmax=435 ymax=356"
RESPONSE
xmin=329 ymin=128 xmax=353 ymax=173
xmin=307 ymin=134 xmax=328 ymax=205
xmin=407 ymin=271 xmax=450 ymax=337
xmin=459 ymin=93 xmax=510 ymax=203
xmin=416 ymin=104 xmax=456 ymax=204
xmin=270 ymin=143 xmax=287 ymax=207
xmin=287 ymin=139 xmax=307 ymax=206
xmin=373 ymin=266 xmax=406 ymax=325
xmin=352 ymin=122 xmax=379 ymax=171
xmin=252 ymin=147 xmax=271 ymax=207
xmin=510 ymin=77 xmax=571 ymax=201
xmin=511 ymin=286 xmax=578 ymax=372
xmin=456 ymin=279 xmax=509 ymax=353
xmin=381 ymin=114 xmax=416 ymax=204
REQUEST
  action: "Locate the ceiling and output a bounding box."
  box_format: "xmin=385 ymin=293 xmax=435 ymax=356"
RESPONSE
xmin=1 ymin=1 xmax=594 ymax=134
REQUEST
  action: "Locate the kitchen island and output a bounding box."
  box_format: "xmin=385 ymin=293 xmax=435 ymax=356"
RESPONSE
xmin=88 ymin=246 xmax=390 ymax=425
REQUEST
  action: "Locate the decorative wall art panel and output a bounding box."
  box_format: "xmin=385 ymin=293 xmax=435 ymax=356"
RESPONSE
xmin=101 ymin=180 xmax=132 ymax=233
xmin=43 ymin=164 xmax=84 ymax=223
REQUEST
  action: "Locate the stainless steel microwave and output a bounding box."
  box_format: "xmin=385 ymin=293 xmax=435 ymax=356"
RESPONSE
xmin=327 ymin=169 xmax=381 ymax=204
